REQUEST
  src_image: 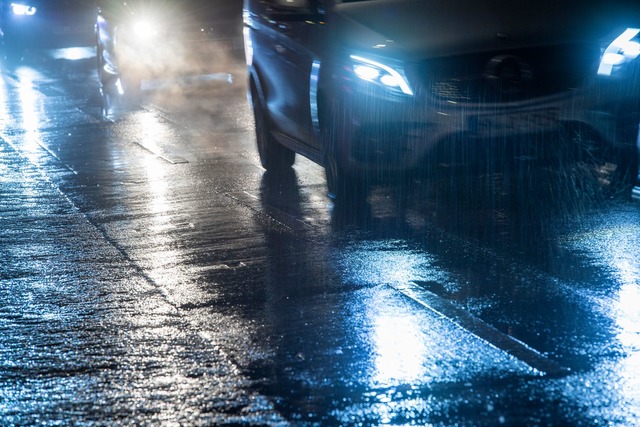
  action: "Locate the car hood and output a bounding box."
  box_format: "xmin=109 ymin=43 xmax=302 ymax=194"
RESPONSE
xmin=332 ymin=0 xmax=640 ymax=59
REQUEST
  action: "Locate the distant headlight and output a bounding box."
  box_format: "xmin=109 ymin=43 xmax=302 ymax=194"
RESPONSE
xmin=350 ymin=55 xmax=414 ymax=96
xmin=11 ymin=2 xmax=37 ymax=15
xmin=598 ymin=28 xmax=640 ymax=77
xmin=131 ymin=20 xmax=159 ymax=41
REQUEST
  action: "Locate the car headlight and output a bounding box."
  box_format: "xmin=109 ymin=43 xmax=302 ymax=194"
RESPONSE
xmin=131 ymin=20 xmax=159 ymax=42
xmin=598 ymin=27 xmax=640 ymax=77
xmin=11 ymin=2 xmax=37 ymax=16
xmin=350 ymin=55 xmax=414 ymax=96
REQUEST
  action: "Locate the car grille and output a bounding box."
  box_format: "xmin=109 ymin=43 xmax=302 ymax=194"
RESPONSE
xmin=409 ymin=44 xmax=601 ymax=104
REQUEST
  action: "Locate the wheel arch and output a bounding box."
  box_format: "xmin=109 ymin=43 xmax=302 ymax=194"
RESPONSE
xmin=247 ymin=64 xmax=268 ymax=113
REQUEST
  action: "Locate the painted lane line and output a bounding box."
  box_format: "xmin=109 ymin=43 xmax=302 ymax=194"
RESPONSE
xmin=393 ymin=280 xmax=570 ymax=377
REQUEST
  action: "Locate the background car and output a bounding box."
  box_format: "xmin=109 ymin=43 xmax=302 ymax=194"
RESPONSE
xmin=0 ymin=0 xmax=94 ymax=61
xmin=95 ymin=0 xmax=243 ymax=112
xmin=244 ymin=0 xmax=640 ymax=202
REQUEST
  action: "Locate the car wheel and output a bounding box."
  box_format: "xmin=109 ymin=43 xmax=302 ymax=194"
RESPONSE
xmin=251 ymin=86 xmax=295 ymax=171
xmin=96 ymin=41 xmax=119 ymax=117
xmin=96 ymin=40 xmax=107 ymax=87
xmin=322 ymin=111 xmax=367 ymax=203
xmin=607 ymin=144 xmax=639 ymax=198
xmin=564 ymin=124 xmax=637 ymax=199
xmin=97 ymin=37 xmax=144 ymax=114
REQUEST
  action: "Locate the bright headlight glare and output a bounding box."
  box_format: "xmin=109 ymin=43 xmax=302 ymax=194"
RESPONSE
xmin=598 ymin=28 xmax=640 ymax=76
xmin=132 ymin=20 xmax=157 ymax=40
xmin=622 ymin=40 xmax=640 ymax=58
xmin=350 ymin=55 xmax=413 ymax=96
xmin=11 ymin=3 xmax=36 ymax=15
xmin=353 ymin=64 xmax=381 ymax=81
xmin=380 ymin=74 xmax=401 ymax=88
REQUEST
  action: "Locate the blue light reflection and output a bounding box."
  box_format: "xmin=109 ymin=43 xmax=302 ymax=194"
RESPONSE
xmin=561 ymin=217 xmax=640 ymax=418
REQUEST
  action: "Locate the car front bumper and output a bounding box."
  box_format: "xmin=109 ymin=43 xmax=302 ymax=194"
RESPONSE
xmin=333 ymin=77 xmax=640 ymax=181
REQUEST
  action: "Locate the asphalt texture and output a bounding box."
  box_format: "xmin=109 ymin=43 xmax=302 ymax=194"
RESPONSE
xmin=0 ymin=139 xmax=284 ymax=425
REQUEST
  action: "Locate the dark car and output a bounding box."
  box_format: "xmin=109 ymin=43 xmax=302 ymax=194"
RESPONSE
xmin=243 ymin=0 xmax=640 ymax=202
xmin=0 ymin=0 xmax=94 ymax=61
xmin=95 ymin=0 xmax=243 ymax=112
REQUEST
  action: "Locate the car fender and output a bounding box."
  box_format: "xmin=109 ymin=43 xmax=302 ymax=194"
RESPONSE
xmin=247 ymin=63 xmax=267 ymax=113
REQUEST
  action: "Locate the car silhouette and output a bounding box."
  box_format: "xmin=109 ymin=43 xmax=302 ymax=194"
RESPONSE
xmin=95 ymin=0 xmax=242 ymax=112
xmin=243 ymin=0 xmax=640 ymax=202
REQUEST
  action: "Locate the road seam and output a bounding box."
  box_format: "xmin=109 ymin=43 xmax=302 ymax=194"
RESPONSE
xmin=393 ymin=280 xmax=570 ymax=377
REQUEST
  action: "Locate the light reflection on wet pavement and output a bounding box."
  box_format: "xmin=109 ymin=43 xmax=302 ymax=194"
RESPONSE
xmin=0 ymin=48 xmax=639 ymax=426
xmin=0 ymin=139 xmax=283 ymax=425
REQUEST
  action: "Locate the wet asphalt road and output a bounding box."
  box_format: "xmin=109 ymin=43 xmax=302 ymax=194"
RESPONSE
xmin=1 ymin=46 xmax=639 ymax=426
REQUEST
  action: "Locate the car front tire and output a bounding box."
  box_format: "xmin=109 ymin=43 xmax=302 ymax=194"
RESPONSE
xmin=321 ymin=102 xmax=368 ymax=203
xmin=324 ymin=145 xmax=366 ymax=202
xmin=564 ymin=123 xmax=638 ymax=199
xmin=96 ymin=39 xmax=119 ymax=117
xmin=251 ymin=84 xmax=295 ymax=171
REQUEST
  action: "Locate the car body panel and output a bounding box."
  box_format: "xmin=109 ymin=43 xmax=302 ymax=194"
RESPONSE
xmin=245 ymin=1 xmax=322 ymax=154
xmin=331 ymin=0 xmax=640 ymax=59
xmin=245 ymin=0 xmax=640 ymax=196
